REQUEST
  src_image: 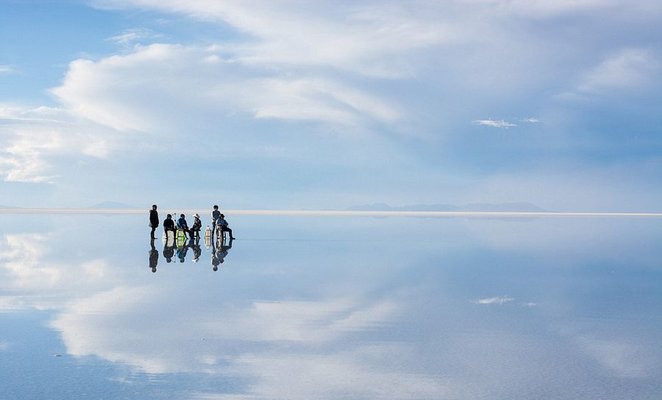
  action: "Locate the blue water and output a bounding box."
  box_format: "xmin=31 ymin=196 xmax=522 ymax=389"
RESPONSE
xmin=1 ymin=214 xmax=661 ymax=399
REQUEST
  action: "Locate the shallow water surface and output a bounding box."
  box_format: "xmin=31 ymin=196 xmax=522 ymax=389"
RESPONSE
xmin=1 ymin=214 xmax=661 ymax=399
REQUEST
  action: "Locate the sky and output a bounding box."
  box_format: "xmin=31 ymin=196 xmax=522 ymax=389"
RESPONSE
xmin=0 ymin=0 xmax=661 ymax=211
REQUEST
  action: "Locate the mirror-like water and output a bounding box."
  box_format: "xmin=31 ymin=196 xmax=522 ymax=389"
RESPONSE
xmin=1 ymin=214 xmax=661 ymax=399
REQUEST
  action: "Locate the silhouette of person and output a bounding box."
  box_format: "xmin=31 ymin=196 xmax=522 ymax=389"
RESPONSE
xmin=163 ymin=213 xmax=176 ymax=239
xmin=190 ymin=236 xmax=202 ymax=263
xmin=211 ymin=205 xmax=221 ymax=239
xmin=149 ymin=204 xmax=159 ymax=238
xmin=215 ymin=213 xmax=235 ymax=242
xmin=149 ymin=238 xmax=159 ymax=273
xmin=214 ymin=236 xmax=233 ymax=268
xmin=210 ymin=238 xmax=221 ymax=271
xmin=177 ymin=214 xmax=190 ymax=239
xmin=190 ymin=213 xmax=202 ymax=239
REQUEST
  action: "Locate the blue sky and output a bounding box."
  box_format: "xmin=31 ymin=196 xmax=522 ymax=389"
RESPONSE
xmin=1 ymin=0 xmax=661 ymax=210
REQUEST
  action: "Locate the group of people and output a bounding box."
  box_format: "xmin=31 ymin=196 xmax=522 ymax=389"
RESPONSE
xmin=149 ymin=204 xmax=235 ymax=241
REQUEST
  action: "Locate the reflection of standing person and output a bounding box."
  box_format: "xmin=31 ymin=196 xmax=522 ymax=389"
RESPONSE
xmin=211 ymin=205 xmax=221 ymax=239
xmin=149 ymin=238 xmax=159 ymax=273
xmin=149 ymin=205 xmax=159 ymax=238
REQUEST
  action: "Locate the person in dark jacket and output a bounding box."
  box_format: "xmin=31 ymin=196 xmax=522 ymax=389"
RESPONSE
xmin=149 ymin=205 xmax=159 ymax=238
xmin=163 ymin=214 xmax=176 ymax=238
xmin=177 ymin=214 xmax=190 ymax=239
xmin=215 ymin=213 xmax=235 ymax=241
xmin=211 ymin=205 xmax=221 ymax=239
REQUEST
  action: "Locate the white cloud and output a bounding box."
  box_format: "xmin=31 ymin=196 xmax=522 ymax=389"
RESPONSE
xmin=0 ymin=105 xmax=116 ymax=183
xmin=107 ymin=27 xmax=161 ymax=47
xmin=93 ymin=0 xmax=455 ymax=78
xmin=0 ymin=65 xmax=14 ymax=74
xmin=473 ymin=119 xmax=517 ymax=128
xmin=0 ymin=233 xmax=116 ymax=297
xmin=456 ymin=0 xmax=659 ymax=18
xmin=51 ymin=293 xmax=402 ymax=374
xmin=579 ymin=338 xmax=657 ymax=378
xmin=473 ymin=296 xmax=515 ymax=305
xmin=51 ymin=44 xmax=401 ymax=133
xmin=521 ymin=117 xmax=539 ymax=123
xmin=3 ymin=0 xmax=661 ymax=209
xmin=578 ymin=48 xmax=660 ymax=94
xmin=48 ymin=281 xmax=450 ymax=398
xmin=205 ymin=298 xmax=400 ymax=343
xmin=212 ymin=350 xmax=450 ymax=400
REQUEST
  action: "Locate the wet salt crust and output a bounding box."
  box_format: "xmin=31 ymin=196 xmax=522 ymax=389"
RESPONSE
xmin=0 ymin=213 xmax=661 ymax=399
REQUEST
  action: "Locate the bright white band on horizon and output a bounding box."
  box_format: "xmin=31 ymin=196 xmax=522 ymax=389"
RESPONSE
xmin=1 ymin=208 xmax=661 ymax=218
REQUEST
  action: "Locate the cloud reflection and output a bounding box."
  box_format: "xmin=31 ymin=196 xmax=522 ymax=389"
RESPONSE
xmin=472 ymin=296 xmax=514 ymax=305
xmin=1 ymin=215 xmax=661 ymax=399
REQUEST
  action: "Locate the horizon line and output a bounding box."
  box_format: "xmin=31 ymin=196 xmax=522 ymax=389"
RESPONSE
xmin=1 ymin=208 xmax=661 ymax=218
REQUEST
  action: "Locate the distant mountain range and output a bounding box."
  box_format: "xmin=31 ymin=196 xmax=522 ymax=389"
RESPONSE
xmin=2 ymin=202 xmax=545 ymax=212
xmin=346 ymin=202 xmax=546 ymax=212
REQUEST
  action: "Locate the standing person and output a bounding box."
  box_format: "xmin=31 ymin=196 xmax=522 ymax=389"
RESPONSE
xmin=149 ymin=205 xmax=159 ymax=238
xmin=211 ymin=205 xmax=221 ymax=239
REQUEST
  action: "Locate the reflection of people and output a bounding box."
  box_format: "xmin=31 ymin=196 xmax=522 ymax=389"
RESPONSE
xmin=149 ymin=205 xmax=159 ymax=238
xmin=213 ymin=236 xmax=233 ymax=270
xmin=211 ymin=205 xmax=221 ymax=239
xmin=149 ymin=238 xmax=159 ymax=273
xmin=190 ymin=236 xmax=202 ymax=263
xmin=163 ymin=214 xmax=175 ymax=238
xmin=163 ymin=234 xmax=175 ymax=263
xmin=190 ymin=213 xmax=202 ymax=239
xmin=177 ymin=214 xmax=190 ymax=239
xmin=176 ymin=240 xmax=189 ymax=263
xmin=211 ymin=239 xmax=221 ymax=271
xmin=215 ymin=213 xmax=235 ymax=241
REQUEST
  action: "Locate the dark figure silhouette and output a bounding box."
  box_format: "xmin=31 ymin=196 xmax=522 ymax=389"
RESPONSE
xmin=213 ymin=236 xmax=233 ymax=270
xmin=163 ymin=233 xmax=175 ymax=263
xmin=215 ymin=213 xmax=235 ymax=241
xmin=149 ymin=238 xmax=159 ymax=273
xmin=177 ymin=214 xmax=190 ymax=239
xmin=190 ymin=236 xmax=202 ymax=263
xmin=163 ymin=214 xmax=176 ymax=239
xmin=149 ymin=205 xmax=159 ymax=238
xmin=190 ymin=213 xmax=202 ymax=239
xmin=210 ymin=238 xmax=222 ymax=271
xmin=211 ymin=205 xmax=221 ymax=239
